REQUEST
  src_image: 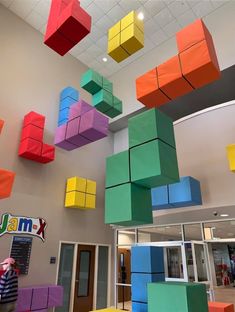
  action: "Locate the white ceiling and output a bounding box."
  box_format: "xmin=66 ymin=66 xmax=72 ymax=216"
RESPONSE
xmin=0 ymin=0 xmax=231 ymax=77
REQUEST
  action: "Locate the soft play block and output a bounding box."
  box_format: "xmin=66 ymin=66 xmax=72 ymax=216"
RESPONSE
xmin=39 ymin=144 xmax=55 ymax=164
xmin=132 ymin=302 xmax=147 ymax=312
xmin=132 ymin=273 xmax=165 ymax=303
xmin=54 ymin=124 xmax=77 ymax=151
xmin=18 ymin=138 xmax=42 ymax=161
xmin=91 ymin=309 xmax=124 ymax=312
xmin=105 ymin=182 xmax=152 ymax=226
xmin=151 ymin=185 xmax=172 ymax=209
xmin=85 ymin=193 xmax=96 ymax=209
xmin=68 ymin=100 xmax=94 ymax=121
xmin=65 ymin=191 xmax=86 ymax=208
xmin=60 ymin=86 xmax=79 ymax=101
xmin=131 ymin=246 xmax=164 ymax=273
xmin=121 ymin=10 xmax=144 ymax=33
xmin=105 ymin=96 xmax=122 ymax=118
xmin=226 ymin=144 xmax=235 ymax=172
xmin=86 ymin=179 xmax=96 ymax=194
xmin=0 ymin=119 xmax=4 ymax=134
xmin=176 ymin=19 xmax=213 ymax=53
xmin=92 ymin=89 xmax=113 ymax=113
xmin=108 ymin=35 xmax=129 ymax=63
xmin=80 ymin=69 xmax=103 ymax=95
xmin=130 ymin=139 xmax=179 ymax=188
xmin=148 ymin=282 xmax=208 ymax=312
xmin=136 ymin=68 xmax=170 ymax=108
xmin=58 ymin=107 xmax=70 ymax=122
xmin=180 ymin=39 xmax=220 ymax=88
xmin=31 ymin=286 xmax=49 ymax=310
xmin=108 ymin=21 xmax=121 ymax=40
xmin=106 ymin=150 xmax=130 ymax=188
xmin=120 ymin=23 xmax=144 ymax=55
xmin=102 ymin=77 xmax=113 ymax=93
xmin=48 ymin=285 xmax=63 ymax=308
xmin=21 ymin=124 xmax=43 ymax=142
xmin=158 ymin=55 xmax=194 ymax=99
xmin=79 ymin=109 xmax=109 ymax=141
xmin=128 ymin=108 xmax=175 ymax=148
xmin=66 ymin=176 xmax=87 ymax=193
xmin=15 ymin=287 xmax=33 ymax=312
xmin=59 ymin=97 xmax=77 ymax=111
xmin=208 ymin=302 xmax=234 ymax=312
xmin=23 ymin=111 xmax=45 ymax=129
xmin=0 ymin=169 xmax=15 ymax=199
xmin=66 ymin=117 xmax=91 ymax=147
xmin=168 ymin=176 xmax=202 ymax=207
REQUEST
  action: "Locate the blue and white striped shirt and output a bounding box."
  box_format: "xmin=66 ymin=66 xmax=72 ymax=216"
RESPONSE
xmin=0 ymin=270 xmax=18 ymax=304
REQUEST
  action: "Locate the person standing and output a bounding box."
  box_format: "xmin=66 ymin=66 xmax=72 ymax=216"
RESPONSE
xmin=0 ymin=258 xmax=18 ymax=312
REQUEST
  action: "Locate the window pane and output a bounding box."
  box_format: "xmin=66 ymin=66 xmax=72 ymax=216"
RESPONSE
xmin=203 ymin=221 xmax=235 ymax=240
xmin=184 ymin=224 xmax=202 ymax=240
xmin=138 ymin=226 xmax=183 ymax=242
xmin=166 ymin=246 xmax=183 ymax=278
xmin=96 ymin=246 xmax=109 ymax=309
xmin=117 ymin=229 xmax=136 ymax=245
xmin=78 ymin=251 xmax=90 ymax=297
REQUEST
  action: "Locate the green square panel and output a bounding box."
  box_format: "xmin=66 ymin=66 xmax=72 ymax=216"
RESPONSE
xmin=105 ymin=96 xmax=122 ymax=118
xmin=105 ymin=183 xmax=153 ymax=226
xmin=148 ymin=282 xmax=208 ymax=312
xmin=92 ymin=89 xmax=113 ymax=113
xmin=128 ymin=108 xmax=176 ymax=148
xmin=130 ymin=139 xmax=179 ymax=188
xmin=80 ymin=69 xmax=103 ymax=95
xmin=102 ymin=77 xmax=113 ymax=93
xmin=106 ymin=150 xmax=130 ymax=188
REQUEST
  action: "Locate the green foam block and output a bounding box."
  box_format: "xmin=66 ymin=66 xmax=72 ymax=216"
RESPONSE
xmin=106 ymin=150 xmax=130 ymax=188
xmin=105 ymin=182 xmax=153 ymax=226
xmin=80 ymin=69 xmax=103 ymax=95
xmin=105 ymin=96 xmax=122 ymax=118
xmin=130 ymin=139 xmax=179 ymax=188
xmin=128 ymin=108 xmax=176 ymax=148
xmin=148 ymin=282 xmax=208 ymax=312
xmin=102 ymin=77 xmax=113 ymax=93
xmin=92 ymin=89 xmax=113 ymax=113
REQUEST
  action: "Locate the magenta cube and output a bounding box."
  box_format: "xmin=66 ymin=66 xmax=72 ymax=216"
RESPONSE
xmin=79 ymin=109 xmax=109 ymax=141
xmin=68 ymin=99 xmax=94 ymax=121
xmin=15 ymin=287 xmax=33 ymax=312
xmin=48 ymin=285 xmax=63 ymax=308
xmin=31 ymin=286 xmax=49 ymax=310
xmin=32 ymin=310 xmax=48 ymax=312
xmin=66 ymin=117 xmax=91 ymax=147
xmin=54 ymin=124 xmax=77 ymax=151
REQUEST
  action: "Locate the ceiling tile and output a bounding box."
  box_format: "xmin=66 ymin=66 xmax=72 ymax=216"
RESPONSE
xmin=106 ymin=4 xmax=126 ymax=23
xmin=162 ymin=19 xmax=181 ymax=37
xmin=187 ymin=0 xmax=202 ymax=8
xmin=119 ymin=0 xmax=141 ymax=13
xmin=145 ymin=18 xmax=161 ymax=33
xmin=96 ymin=35 xmax=108 ymax=50
xmin=192 ymin=0 xmax=214 ymax=17
xmin=143 ymin=0 xmax=166 ymax=16
xmin=96 ymin=15 xmax=113 ymax=32
xmin=76 ymin=37 xmax=94 ymax=51
xmin=168 ymin=1 xmax=190 ymax=17
xmin=77 ymin=51 xmax=94 ymax=64
xmin=39 ymin=22 xmax=47 ymax=35
xmin=149 ymin=28 xmax=168 ymax=46
xmin=25 ymin=10 xmax=46 ymax=30
xmin=142 ymin=37 xmax=155 ymax=52
xmin=177 ymin=9 xmax=197 ymax=27
xmin=34 ymin=0 xmax=51 ymax=18
xmin=80 ymin=0 xmax=94 ymax=9
xmin=88 ymin=24 xmax=104 ymax=41
xmin=69 ymin=44 xmax=87 ymax=58
xmin=89 ymin=59 xmax=104 ymax=70
xmin=95 ymin=0 xmax=117 ymax=13
xmin=0 ymin=0 xmax=14 ymax=8
xmin=9 ymin=0 xmax=39 ymax=19
xmin=153 ymin=6 xmax=175 ymax=27
xmin=86 ymin=2 xmax=104 ymax=22
xmin=211 ymin=0 xmax=229 ymax=9
xmin=135 ymin=5 xmax=152 ymax=21
xmin=86 ymin=44 xmax=103 ymax=58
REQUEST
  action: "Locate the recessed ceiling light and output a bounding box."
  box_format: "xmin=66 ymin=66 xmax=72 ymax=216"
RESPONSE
xmin=137 ymin=12 xmax=144 ymax=20
xmin=102 ymin=57 xmax=107 ymax=62
xmin=220 ymin=214 xmax=229 ymax=217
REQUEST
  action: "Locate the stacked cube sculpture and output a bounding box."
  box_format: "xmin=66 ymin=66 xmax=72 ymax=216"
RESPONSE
xmin=58 ymin=86 xmax=79 ymax=126
xmin=44 ymin=0 xmax=91 ymax=56
xmin=208 ymin=302 xmax=234 ymax=312
xmin=18 ymin=111 xmax=55 ymax=164
xmin=136 ymin=19 xmax=220 ymax=108
xmin=226 ymin=144 xmax=235 ymax=172
xmin=108 ymin=11 xmax=144 ymax=63
xmin=80 ymin=69 xmax=122 ymax=118
xmin=131 ymin=246 xmax=165 ymax=312
xmin=65 ymin=176 xmax=96 ymax=209
xmin=105 ymin=108 xmax=179 ymax=226
xmin=148 ymin=282 xmax=208 ymax=312
xmin=151 ymin=176 xmax=202 ymax=210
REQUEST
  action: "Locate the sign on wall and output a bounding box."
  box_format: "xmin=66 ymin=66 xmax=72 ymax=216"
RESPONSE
xmin=0 ymin=213 xmax=47 ymax=241
xmin=10 ymin=236 xmax=32 ymax=275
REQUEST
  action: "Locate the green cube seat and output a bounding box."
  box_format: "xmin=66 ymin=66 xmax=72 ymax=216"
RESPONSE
xmin=92 ymin=89 xmax=113 ymax=113
xmin=106 ymin=150 xmax=130 ymax=188
xmin=148 ymin=282 xmax=208 ymax=312
xmin=105 ymin=182 xmax=153 ymax=226
xmin=128 ymin=108 xmax=176 ymax=148
xmin=80 ymin=69 xmax=103 ymax=95
xmin=102 ymin=77 xmax=113 ymax=93
xmin=130 ymin=139 xmax=179 ymax=188
xmin=105 ymin=96 xmax=123 ymax=118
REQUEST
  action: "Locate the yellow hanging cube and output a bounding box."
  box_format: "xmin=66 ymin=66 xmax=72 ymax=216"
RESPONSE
xmin=108 ymin=34 xmax=129 ymax=63
xmin=120 ymin=23 xmax=144 ymax=55
xmin=227 ymin=144 xmax=235 ymax=172
xmin=86 ymin=179 xmax=96 ymax=195
xmin=66 ymin=176 xmax=86 ymax=193
xmin=65 ymin=191 xmax=86 ymax=208
xmin=121 ymin=10 xmax=144 ymax=33
xmin=108 ymin=21 xmax=121 ymax=40
xmin=85 ymin=194 xmax=96 ymax=209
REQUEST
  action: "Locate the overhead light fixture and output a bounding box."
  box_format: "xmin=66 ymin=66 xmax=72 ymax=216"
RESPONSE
xmin=102 ymin=57 xmax=107 ymax=62
xmin=220 ymin=214 xmax=229 ymax=217
xmin=137 ymin=12 xmax=144 ymax=20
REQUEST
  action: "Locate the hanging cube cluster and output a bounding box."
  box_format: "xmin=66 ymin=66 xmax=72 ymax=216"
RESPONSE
xmin=108 ymin=11 xmax=144 ymax=63
xmin=105 ymin=108 xmax=179 ymax=226
xmin=80 ymin=69 xmax=122 ymax=118
xmin=136 ymin=19 xmax=220 ymax=108
xmin=65 ymin=176 xmax=96 ymax=209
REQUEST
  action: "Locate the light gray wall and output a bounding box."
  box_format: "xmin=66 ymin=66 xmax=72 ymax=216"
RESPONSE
xmin=0 ymin=4 xmax=114 ymax=289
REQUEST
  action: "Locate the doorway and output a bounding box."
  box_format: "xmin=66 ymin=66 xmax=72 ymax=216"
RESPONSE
xmin=118 ymin=248 xmax=131 ymax=304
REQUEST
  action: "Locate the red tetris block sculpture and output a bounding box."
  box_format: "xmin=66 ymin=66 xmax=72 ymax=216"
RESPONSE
xmin=0 ymin=169 xmax=15 ymax=199
xmin=18 ymin=112 xmax=55 ymax=164
xmin=208 ymin=302 xmax=234 ymax=312
xmin=44 ymin=0 xmax=91 ymax=56
xmin=0 ymin=119 xmax=4 ymax=134
xmin=136 ymin=19 xmax=220 ymax=108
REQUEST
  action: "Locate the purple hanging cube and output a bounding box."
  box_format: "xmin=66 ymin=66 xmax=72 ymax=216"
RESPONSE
xmin=48 ymin=285 xmax=63 ymax=308
xmin=66 ymin=117 xmax=91 ymax=147
xmin=79 ymin=109 xmax=109 ymax=141
xmin=68 ymin=99 xmax=94 ymax=121
xmin=15 ymin=287 xmax=33 ymax=312
xmin=54 ymin=124 xmax=77 ymax=151
xmin=31 ymin=286 xmax=49 ymax=310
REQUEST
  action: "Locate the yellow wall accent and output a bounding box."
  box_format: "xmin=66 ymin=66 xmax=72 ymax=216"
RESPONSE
xmin=227 ymin=144 xmax=235 ymax=172
xmin=66 ymin=176 xmax=86 ymax=192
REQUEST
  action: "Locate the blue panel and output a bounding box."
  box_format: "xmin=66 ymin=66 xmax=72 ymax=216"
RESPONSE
xmin=131 ymin=246 xmax=164 ymax=273
xmin=58 ymin=119 xmax=68 ymax=126
xmin=169 ymin=176 xmax=202 ymax=208
xmin=59 ymin=97 xmax=77 ymax=111
xmin=151 ymin=185 xmax=172 ymax=210
xmin=60 ymin=87 xmax=79 ymax=101
xmin=58 ymin=107 xmax=70 ymax=125
xmin=132 ymin=302 xmax=147 ymax=312
xmin=132 ymin=273 xmax=165 ymax=303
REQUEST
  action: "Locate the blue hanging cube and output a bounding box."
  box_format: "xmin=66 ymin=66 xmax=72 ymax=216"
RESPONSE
xmin=151 ymin=185 xmax=173 ymax=210
xmin=131 ymin=246 xmax=164 ymax=273
xmin=60 ymin=86 xmax=79 ymax=101
xmin=132 ymin=302 xmax=147 ymax=312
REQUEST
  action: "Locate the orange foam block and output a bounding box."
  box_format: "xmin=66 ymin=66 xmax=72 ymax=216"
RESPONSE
xmin=158 ymin=55 xmax=194 ymax=99
xmin=0 ymin=169 xmax=16 ymax=199
xmin=208 ymin=302 xmax=234 ymax=312
xmin=0 ymin=120 xmax=4 ymax=134
xmin=136 ymin=68 xmax=170 ymax=108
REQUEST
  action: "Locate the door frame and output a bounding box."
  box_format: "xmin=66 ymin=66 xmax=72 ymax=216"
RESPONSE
xmin=56 ymin=241 xmax=111 ymax=312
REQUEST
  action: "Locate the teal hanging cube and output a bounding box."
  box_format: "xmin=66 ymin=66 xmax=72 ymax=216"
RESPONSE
xmin=105 ymin=96 xmax=122 ymax=118
xmin=128 ymin=108 xmax=175 ymax=148
xmin=148 ymin=282 xmax=208 ymax=312
xmin=102 ymin=77 xmax=113 ymax=93
xmin=105 ymin=182 xmax=153 ymax=226
xmin=106 ymin=150 xmax=130 ymax=188
xmin=80 ymin=69 xmax=103 ymax=95
xmin=130 ymin=139 xmax=179 ymax=188
xmin=92 ymin=89 xmax=113 ymax=113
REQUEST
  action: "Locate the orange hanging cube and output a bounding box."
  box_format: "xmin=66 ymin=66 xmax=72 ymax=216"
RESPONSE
xmin=0 ymin=169 xmax=16 ymax=199
xmin=158 ymin=55 xmax=194 ymax=99
xmin=136 ymin=68 xmax=170 ymax=108
xmin=0 ymin=120 xmax=4 ymax=134
xmin=208 ymin=301 xmax=234 ymax=312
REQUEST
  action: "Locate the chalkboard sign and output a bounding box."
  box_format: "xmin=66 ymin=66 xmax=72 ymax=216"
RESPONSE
xmin=10 ymin=236 xmax=32 ymax=275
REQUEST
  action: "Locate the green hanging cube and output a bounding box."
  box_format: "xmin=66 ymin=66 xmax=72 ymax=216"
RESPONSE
xmin=128 ymin=108 xmax=176 ymax=148
xmin=130 ymin=139 xmax=179 ymax=188
xmin=105 ymin=96 xmax=123 ymax=118
xmin=80 ymin=69 xmax=103 ymax=95
xmin=92 ymin=89 xmax=113 ymax=113
xmin=105 ymin=182 xmax=153 ymax=226
xmin=102 ymin=77 xmax=113 ymax=93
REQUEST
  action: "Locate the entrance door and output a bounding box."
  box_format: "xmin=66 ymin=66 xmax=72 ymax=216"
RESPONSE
xmin=73 ymin=245 xmax=95 ymax=312
xmin=118 ymin=248 xmax=131 ymax=303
